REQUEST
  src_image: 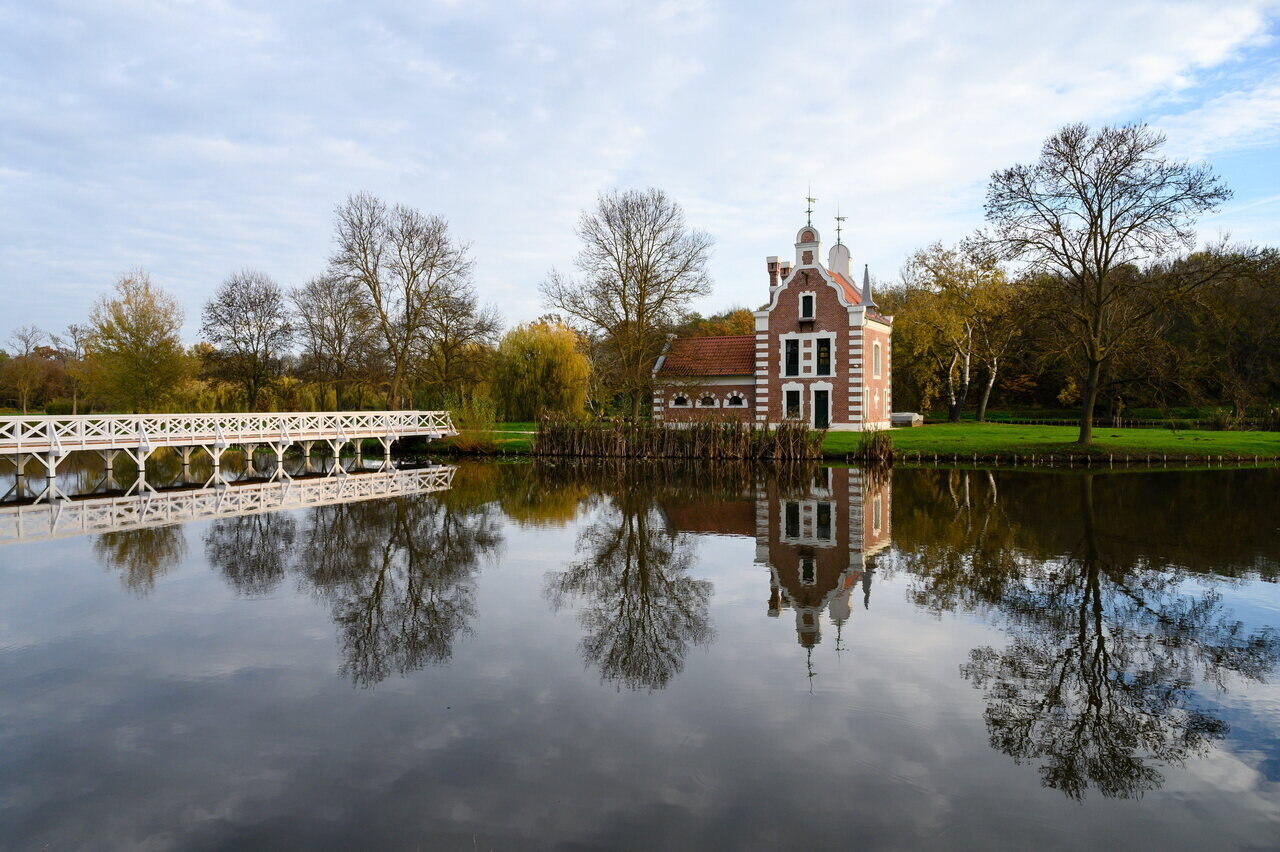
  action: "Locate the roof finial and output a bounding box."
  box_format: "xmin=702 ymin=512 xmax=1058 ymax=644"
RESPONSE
xmin=861 ymin=263 xmax=876 ymax=308
xmin=805 ymin=184 xmax=818 ymax=228
xmin=834 ymin=205 xmax=846 ymax=246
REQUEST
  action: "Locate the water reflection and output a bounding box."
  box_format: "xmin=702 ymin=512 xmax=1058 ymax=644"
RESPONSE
xmin=547 ymin=483 xmax=713 ymax=691
xmin=94 ymin=525 xmax=188 ymax=595
xmin=894 ymin=469 xmax=1280 ymax=799
xmin=296 ymin=495 xmax=502 ymax=687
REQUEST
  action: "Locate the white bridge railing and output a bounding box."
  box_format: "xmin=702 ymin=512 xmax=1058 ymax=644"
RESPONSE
xmin=0 ymin=465 xmax=457 ymax=545
xmin=0 ymin=410 xmax=456 ymax=457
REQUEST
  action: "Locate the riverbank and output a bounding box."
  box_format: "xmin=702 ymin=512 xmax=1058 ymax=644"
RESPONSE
xmin=423 ymin=420 xmax=1280 ymax=462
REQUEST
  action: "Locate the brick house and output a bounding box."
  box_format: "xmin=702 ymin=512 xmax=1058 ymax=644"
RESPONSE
xmin=652 ymin=222 xmax=893 ymax=430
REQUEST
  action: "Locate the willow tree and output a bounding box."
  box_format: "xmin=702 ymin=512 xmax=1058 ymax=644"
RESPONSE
xmin=983 ymin=123 xmax=1231 ymax=444
xmin=86 ymin=270 xmax=189 ymax=413
xmin=493 ymin=318 xmax=591 ymax=420
xmin=541 ymin=187 xmax=713 ymax=417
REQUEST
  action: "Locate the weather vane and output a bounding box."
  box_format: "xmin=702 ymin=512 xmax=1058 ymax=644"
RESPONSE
xmin=835 ymin=206 xmax=847 ymax=245
xmin=805 ymin=184 xmax=819 ymax=227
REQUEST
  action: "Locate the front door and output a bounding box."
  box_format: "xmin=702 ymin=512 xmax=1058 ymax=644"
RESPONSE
xmin=813 ymin=390 xmax=829 ymax=429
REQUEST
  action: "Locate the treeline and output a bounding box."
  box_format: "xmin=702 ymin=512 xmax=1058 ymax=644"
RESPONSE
xmin=881 ymin=123 xmax=1280 ymax=440
xmin=1 ymin=187 xmax=725 ymax=423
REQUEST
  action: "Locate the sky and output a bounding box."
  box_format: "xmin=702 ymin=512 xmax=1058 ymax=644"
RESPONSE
xmin=2 ymin=0 xmax=1279 ymax=344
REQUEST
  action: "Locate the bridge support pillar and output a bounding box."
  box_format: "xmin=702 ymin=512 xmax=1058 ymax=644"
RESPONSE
xmin=325 ymin=438 xmax=349 ymax=475
xmin=98 ymin=449 xmax=120 ymax=471
xmin=301 ymin=441 xmax=314 ymax=461
xmin=180 ymin=446 xmax=194 ymax=466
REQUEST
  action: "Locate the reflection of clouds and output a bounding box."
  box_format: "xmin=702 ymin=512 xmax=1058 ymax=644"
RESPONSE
xmin=3 ymin=468 xmax=1280 ymax=847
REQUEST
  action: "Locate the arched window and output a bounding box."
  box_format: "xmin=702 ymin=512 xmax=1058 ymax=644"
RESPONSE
xmin=727 ymin=394 xmax=745 ymax=407
xmin=672 ymin=395 xmax=690 ymax=408
xmin=873 ymin=342 xmax=882 ymax=378
xmin=698 ymin=395 xmax=717 ymax=407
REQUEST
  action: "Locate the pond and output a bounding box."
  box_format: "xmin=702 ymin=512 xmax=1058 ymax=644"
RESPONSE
xmin=1 ymin=457 xmax=1278 ymax=849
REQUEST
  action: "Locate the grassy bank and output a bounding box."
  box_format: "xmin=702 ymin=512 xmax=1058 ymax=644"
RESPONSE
xmin=427 ymin=420 xmax=1280 ymax=462
xmin=824 ymin=422 xmax=1280 ymax=460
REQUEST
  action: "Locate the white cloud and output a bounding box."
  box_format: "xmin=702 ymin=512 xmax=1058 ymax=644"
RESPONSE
xmin=0 ymin=0 xmax=1278 ymax=340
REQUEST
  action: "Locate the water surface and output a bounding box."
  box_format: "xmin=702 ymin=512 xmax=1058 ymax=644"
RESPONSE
xmin=1 ymin=459 xmax=1278 ymax=850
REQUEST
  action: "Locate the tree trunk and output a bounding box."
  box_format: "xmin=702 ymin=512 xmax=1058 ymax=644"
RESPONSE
xmin=1078 ymin=358 xmax=1102 ymax=445
xmin=977 ymin=365 xmax=997 ymax=422
xmin=945 ymin=353 xmax=961 ymax=422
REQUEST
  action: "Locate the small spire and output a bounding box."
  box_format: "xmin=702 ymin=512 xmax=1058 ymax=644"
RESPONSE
xmin=805 ymin=184 xmax=818 ymax=227
xmin=834 ymin=206 xmax=846 ymax=246
xmin=861 ymin=264 xmax=876 ymax=308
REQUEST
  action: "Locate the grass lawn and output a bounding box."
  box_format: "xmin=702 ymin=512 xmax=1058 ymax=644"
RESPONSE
xmin=823 ymin=421 xmax=1280 ymax=460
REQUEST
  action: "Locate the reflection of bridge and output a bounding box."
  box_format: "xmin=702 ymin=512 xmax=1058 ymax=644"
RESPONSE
xmin=0 ymin=410 xmax=457 ymax=480
xmin=0 ymin=466 xmax=456 ymax=545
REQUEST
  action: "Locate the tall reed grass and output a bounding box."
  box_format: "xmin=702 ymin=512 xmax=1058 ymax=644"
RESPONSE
xmin=532 ymin=417 xmax=823 ymax=460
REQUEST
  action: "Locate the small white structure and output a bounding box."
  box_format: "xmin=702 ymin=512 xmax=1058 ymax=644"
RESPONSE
xmin=891 ymin=412 xmax=924 ymax=427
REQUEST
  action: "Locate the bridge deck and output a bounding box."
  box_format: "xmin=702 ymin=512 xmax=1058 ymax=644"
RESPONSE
xmin=0 ymin=411 xmax=456 ymax=456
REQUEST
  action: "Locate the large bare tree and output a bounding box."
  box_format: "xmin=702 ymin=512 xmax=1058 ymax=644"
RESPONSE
xmin=201 ymin=270 xmax=294 ymax=409
xmin=541 ymin=187 xmax=713 ymax=417
xmin=328 ymin=192 xmax=473 ymax=409
xmin=983 ymin=123 xmax=1233 ymax=444
xmin=291 ymin=273 xmax=379 ymax=408
xmin=417 ymin=287 xmax=501 ymax=403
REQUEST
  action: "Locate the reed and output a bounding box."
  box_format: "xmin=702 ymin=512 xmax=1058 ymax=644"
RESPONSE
xmin=855 ymin=429 xmax=895 ymax=462
xmin=531 ymin=417 xmax=823 ymax=460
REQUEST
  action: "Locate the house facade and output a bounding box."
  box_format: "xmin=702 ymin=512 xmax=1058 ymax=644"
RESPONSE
xmin=652 ymin=222 xmax=893 ymax=431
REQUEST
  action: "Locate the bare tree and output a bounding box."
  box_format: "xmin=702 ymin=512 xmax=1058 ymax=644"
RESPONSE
xmin=983 ymin=123 xmax=1233 ymax=444
xmin=291 ymin=273 xmax=379 ymax=408
xmin=52 ymin=323 xmax=90 ymax=414
xmin=541 ymin=187 xmax=713 ymax=417
xmin=4 ymin=325 xmax=46 ymax=413
xmin=418 ymin=287 xmax=502 ymax=403
xmin=328 ymin=192 xmax=473 ymax=409
xmin=201 ymin=270 xmax=294 ymax=409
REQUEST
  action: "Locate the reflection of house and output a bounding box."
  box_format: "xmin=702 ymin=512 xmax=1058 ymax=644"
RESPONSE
xmin=759 ymin=468 xmax=890 ymax=647
xmin=661 ymin=468 xmax=891 ymax=648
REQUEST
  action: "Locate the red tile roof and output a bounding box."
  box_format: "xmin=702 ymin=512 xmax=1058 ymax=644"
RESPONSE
xmin=656 ymin=335 xmax=755 ymax=377
xmin=828 ymin=270 xmax=863 ymax=305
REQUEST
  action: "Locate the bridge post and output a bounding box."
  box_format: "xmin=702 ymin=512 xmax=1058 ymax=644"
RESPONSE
xmin=180 ymin=446 xmax=194 ymax=466
xmin=301 ymin=441 xmax=314 ymax=461
xmin=98 ymin=449 xmax=119 ymax=471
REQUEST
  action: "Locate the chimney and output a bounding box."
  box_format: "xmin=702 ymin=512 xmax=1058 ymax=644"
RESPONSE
xmin=767 ymin=256 xmax=779 ymax=290
xmin=828 ymin=242 xmax=851 ymax=279
xmin=779 ymin=259 xmax=793 ymax=280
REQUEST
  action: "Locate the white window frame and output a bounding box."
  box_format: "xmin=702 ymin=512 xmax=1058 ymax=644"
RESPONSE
xmin=799 ymin=291 xmax=815 ymax=321
xmin=873 ymin=342 xmax=882 ymax=379
xmin=810 ymin=381 xmax=834 ymax=429
xmin=669 ymin=394 xmax=691 ymax=408
xmin=696 ymin=394 xmax=719 ymax=408
xmin=782 ymin=382 xmax=804 ymax=420
xmin=726 ymin=392 xmax=747 ymax=408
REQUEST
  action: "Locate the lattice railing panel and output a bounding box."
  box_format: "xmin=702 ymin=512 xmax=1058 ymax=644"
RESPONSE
xmin=0 ymin=411 xmax=456 ymax=455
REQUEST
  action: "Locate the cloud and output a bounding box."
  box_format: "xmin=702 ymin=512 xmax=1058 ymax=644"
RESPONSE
xmin=1 ymin=0 xmax=1278 ymax=340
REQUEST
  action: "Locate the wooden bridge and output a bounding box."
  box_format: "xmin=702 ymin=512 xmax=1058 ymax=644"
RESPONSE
xmin=0 ymin=410 xmax=456 ymax=479
xmin=0 ymin=465 xmax=457 ymax=545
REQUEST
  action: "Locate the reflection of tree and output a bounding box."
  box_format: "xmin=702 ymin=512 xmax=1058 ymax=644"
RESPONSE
xmin=93 ymin=526 xmax=187 ymax=595
xmin=296 ymin=496 xmax=502 ymax=687
xmin=547 ymin=492 xmax=713 ymax=691
xmin=908 ymin=473 xmax=1280 ymax=799
xmin=203 ymin=511 xmax=297 ymax=596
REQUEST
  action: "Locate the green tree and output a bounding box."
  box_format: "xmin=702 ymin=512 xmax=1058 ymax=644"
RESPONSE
xmin=86 ymin=270 xmax=189 ymax=413
xmin=494 ymin=319 xmax=591 ymax=421
xmin=983 ymin=123 xmax=1233 ymax=444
